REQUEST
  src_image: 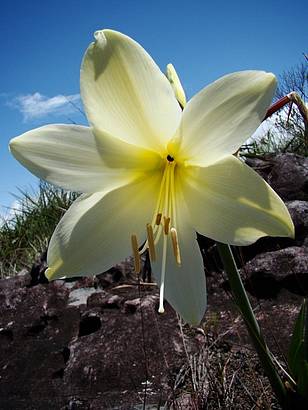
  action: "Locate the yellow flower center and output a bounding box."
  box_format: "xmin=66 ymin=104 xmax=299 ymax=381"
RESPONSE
xmin=131 ymin=155 xmax=182 ymax=314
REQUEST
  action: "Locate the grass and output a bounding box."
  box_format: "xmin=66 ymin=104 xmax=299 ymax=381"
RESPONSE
xmin=0 ymin=181 xmax=78 ymax=278
xmin=241 ymin=114 xmax=308 ymax=158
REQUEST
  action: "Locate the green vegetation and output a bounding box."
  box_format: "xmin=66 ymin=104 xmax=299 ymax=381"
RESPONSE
xmin=0 ymin=182 xmax=78 ymax=277
xmin=241 ymin=60 xmax=307 ymax=158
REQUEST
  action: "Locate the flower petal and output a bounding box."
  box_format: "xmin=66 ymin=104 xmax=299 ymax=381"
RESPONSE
xmin=94 ymin=128 xmax=163 ymax=172
xmin=152 ymin=197 xmax=207 ymax=325
xmin=9 ymin=124 xmax=159 ymax=193
xmin=166 ymin=63 xmax=187 ymax=108
xmin=179 ymin=71 xmax=276 ymax=166
xmin=179 ymin=155 xmax=294 ymax=245
xmin=46 ymin=172 xmax=162 ymax=280
xmin=81 ymin=29 xmax=182 ymax=152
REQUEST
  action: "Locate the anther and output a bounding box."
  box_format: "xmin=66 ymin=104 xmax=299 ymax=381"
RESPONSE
xmin=146 ymin=224 xmax=156 ymax=261
xmin=155 ymin=213 xmax=162 ymax=225
xmin=164 ymin=217 xmax=170 ymax=235
xmin=131 ymin=234 xmax=141 ymax=274
xmin=170 ymin=228 xmax=182 ymax=266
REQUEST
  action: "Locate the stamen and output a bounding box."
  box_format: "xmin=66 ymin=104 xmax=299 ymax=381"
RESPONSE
xmin=146 ymin=223 xmax=156 ymax=261
xmin=158 ymin=233 xmax=168 ymax=314
xmin=164 ymin=217 xmax=170 ymax=235
xmin=131 ymin=234 xmax=141 ymax=274
xmin=156 ymin=213 xmax=162 ymax=225
xmin=170 ymin=228 xmax=181 ymax=266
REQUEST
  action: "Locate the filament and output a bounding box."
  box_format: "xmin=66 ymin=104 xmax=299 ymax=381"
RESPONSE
xmin=146 ymin=223 xmax=156 ymax=261
xmin=131 ymin=234 xmax=141 ymax=274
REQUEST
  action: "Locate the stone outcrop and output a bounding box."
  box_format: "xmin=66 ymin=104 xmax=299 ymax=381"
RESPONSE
xmin=0 ymin=275 xmax=197 ymax=409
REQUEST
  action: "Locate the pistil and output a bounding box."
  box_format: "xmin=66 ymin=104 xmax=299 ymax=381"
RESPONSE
xmin=131 ymin=155 xmax=182 ymax=314
xmin=158 ymin=232 xmax=168 ymax=313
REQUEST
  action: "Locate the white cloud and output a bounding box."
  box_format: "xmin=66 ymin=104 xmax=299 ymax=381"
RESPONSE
xmin=0 ymin=200 xmax=22 ymax=226
xmin=9 ymin=92 xmax=81 ymax=121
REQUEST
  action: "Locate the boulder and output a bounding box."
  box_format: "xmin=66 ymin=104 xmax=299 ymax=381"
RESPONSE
xmin=286 ymin=200 xmax=308 ymax=242
xmin=242 ymin=246 xmax=308 ymax=297
xmin=248 ymin=153 xmax=308 ymax=201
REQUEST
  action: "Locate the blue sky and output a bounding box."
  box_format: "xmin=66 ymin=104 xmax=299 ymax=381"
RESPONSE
xmin=1 ymin=0 xmax=307 ymax=216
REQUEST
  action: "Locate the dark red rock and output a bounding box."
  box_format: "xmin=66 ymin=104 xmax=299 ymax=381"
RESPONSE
xmin=0 ymin=277 xmax=195 ymax=409
xmin=87 ymin=291 xmax=123 ymax=309
xmin=286 ymin=200 xmax=308 ymax=241
xmin=242 ymin=246 xmax=308 ymax=298
xmin=267 ymin=154 xmax=308 ymax=201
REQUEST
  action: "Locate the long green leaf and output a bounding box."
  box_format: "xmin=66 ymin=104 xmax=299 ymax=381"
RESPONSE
xmin=288 ymin=299 xmax=308 ymax=398
xmin=298 ymin=360 xmax=308 ymax=400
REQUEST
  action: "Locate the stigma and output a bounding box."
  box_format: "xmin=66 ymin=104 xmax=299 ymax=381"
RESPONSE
xmin=131 ymin=155 xmax=182 ymax=314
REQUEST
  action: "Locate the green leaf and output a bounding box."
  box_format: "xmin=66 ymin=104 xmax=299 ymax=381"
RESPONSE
xmin=298 ymin=360 xmax=308 ymax=400
xmin=288 ymin=299 xmax=308 ymax=388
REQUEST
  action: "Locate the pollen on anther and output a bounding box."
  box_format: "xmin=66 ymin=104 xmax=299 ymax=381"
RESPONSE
xmin=155 ymin=213 xmax=162 ymax=225
xmin=170 ymin=227 xmax=182 ymax=266
xmin=146 ymin=224 xmax=156 ymax=261
xmin=131 ymin=234 xmax=141 ymax=274
xmin=164 ymin=217 xmax=171 ymax=235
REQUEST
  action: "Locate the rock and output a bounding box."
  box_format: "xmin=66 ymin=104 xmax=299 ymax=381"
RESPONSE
xmin=123 ymin=295 xmax=159 ymax=314
xmin=70 ymin=276 xmax=98 ymax=289
xmin=78 ymin=312 xmax=102 ymax=337
xmin=0 ymin=276 xmax=197 ymax=409
xmin=29 ymin=250 xmax=49 ymax=286
xmin=68 ymin=287 xmax=99 ymax=306
xmin=267 ymin=154 xmax=308 ymax=201
xmin=245 ymin=156 xmax=274 ymax=180
xmin=246 ymin=154 xmax=308 ymax=201
xmin=286 ymin=200 xmax=308 ymax=241
xmin=87 ymin=292 xmax=123 ymax=309
xmin=243 ymin=246 xmax=308 ymax=297
xmin=96 ymin=266 xmax=126 ymax=288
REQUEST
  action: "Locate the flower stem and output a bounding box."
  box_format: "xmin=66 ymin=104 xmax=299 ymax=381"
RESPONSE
xmin=216 ymin=242 xmax=287 ymax=407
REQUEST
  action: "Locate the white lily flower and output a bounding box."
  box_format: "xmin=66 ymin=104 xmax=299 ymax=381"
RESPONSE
xmin=10 ymin=29 xmax=294 ymax=325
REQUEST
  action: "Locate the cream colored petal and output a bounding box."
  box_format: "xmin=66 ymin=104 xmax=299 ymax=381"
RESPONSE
xmin=46 ymin=171 xmax=162 ymax=280
xmin=9 ymin=124 xmax=161 ymax=193
xmin=152 ymin=195 xmax=207 ymax=325
xmin=179 ymin=71 xmax=276 ymax=166
xmin=81 ymin=29 xmax=181 ymax=152
xmin=166 ymin=63 xmax=187 ymax=108
xmin=94 ymin=128 xmax=163 ymax=172
xmin=179 ymin=155 xmax=294 ymax=245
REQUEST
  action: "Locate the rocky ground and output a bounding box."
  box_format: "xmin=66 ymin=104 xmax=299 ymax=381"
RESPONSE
xmin=0 ymin=153 xmax=308 ymax=409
